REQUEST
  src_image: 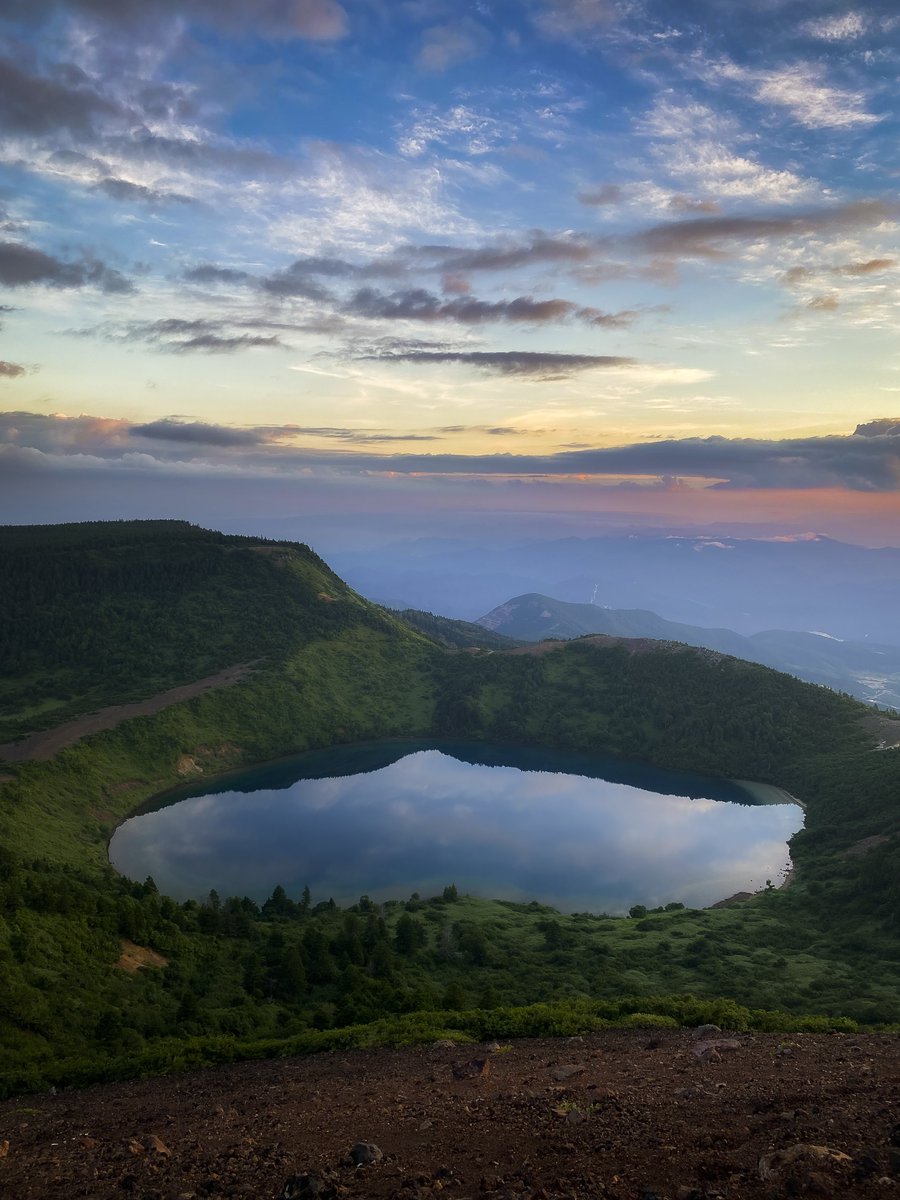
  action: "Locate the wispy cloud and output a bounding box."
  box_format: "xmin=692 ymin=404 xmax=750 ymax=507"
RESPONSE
xmin=802 ymin=11 xmax=868 ymax=42
xmin=715 ymin=59 xmax=882 ymax=130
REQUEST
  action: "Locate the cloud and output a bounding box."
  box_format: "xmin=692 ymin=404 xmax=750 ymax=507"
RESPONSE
xmin=95 ymin=177 xmax=195 ymax=205
xmin=807 ymin=293 xmax=840 ymax=312
xmin=0 ymin=241 xmax=134 ymax=292
xmin=343 ymin=286 xmax=636 ymax=327
xmin=0 ymin=361 xmax=26 ymax=379
xmin=840 ymin=258 xmax=895 ymax=276
xmin=84 ymin=317 xmax=288 ymax=353
xmin=628 ymin=200 xmax=898 ymax=259
xmin=417 ymin=19 xmax=491 ymax=72
xmin=358 ymin=350 xmax=635 ymax=378
xmin=15 ymin=0 xmax=349 ymax=41
xmin=0 ymin=55 xmax=121 ymax=136
xmin=577 ymin=184 xmax=623 ymax=207
xmin=183 ymin=264 xmax=253 ymax=285
xmin=260 ymin=257 xmax=354 ymax=299
xmin=641 ymin=99 xmax=814 ymax=204
xmin=802 ymin=11 xmax=868 ymax=41
xmin=532 ymin=0 xmax=618 ymax=39
xmin=131 ymin=419 xmax=263 ymax=447
xmin=854 ymin=419 xmax=900 ymax=437
xmin=715 ymin=60 xmax=881 ymax=130
xmin=4 ymin=411 xmax=900 ymax=491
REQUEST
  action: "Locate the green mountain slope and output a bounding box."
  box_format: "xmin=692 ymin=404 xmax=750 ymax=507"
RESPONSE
xmin=0 ymin=520 xmax=435 ymax=742
xmin=395 ymin=607 xmax=519 ymax=650
xmin=0 ymin=521 xmax=899 ymax=1096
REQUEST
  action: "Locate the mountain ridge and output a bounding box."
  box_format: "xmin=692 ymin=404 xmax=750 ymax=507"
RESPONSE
xmin=477 ymin=592 xmax=900 ymax=708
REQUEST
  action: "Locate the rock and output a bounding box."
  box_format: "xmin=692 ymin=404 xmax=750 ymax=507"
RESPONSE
xmin=280 ymin=1171 xmax=344 ymax=1199
xmin=692 ymin=1024 xmax=721 ymax=1040
xmin=452 ymin=1058 xmax=490 ymax=1079
xmin=758 ymin=1143 xmax=853 ymax=1182
xmin=348 ymin=1142 xmax=383 ymax=1166
xmin=550 ymin=1064 xmax=584 ymax=1082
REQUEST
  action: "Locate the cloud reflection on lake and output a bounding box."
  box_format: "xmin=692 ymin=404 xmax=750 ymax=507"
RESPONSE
xmin=109 ymin=745 xmax=803 ymax=913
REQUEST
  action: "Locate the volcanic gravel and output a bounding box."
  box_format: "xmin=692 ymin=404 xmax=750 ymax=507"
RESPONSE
xmin=1 ymin=1029 xmax=898 ymax=1200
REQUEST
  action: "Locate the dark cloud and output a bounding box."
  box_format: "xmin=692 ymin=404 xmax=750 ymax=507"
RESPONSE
xmin=95 ymin=177 xmax=195 ymax=205
xmin=263 ymin=426 xmax=440 ymax=443
xmin=101 ymin=130 xmax=286 ymax=177
xmin=666 ymin=195 xmax=721 ymax=215
xmin=577 ymin=184 xmax=622 ymax=206
xmin=630 ymin=200 xmax=898 ymax=259
xmin=840 ymin=258 xmax=896 ymax=276
xmin=260 ymin=257 xmax=351 ymax=299
xmin=0 ymin=361 xmax=26 ymax=379
xmin=360 ymin=350 xmax=634 ymax=378
xmin=88 ymin=317 xmax=287 ymax=353
xmin=344 ymin=286 xmax=634 ymax=327
xmin=854 ymin=419 xmax=900 ymax=437
xmin=131 ymin=419 xmax=262 ymax=447
xmin=183 ymin=264 xmax=253 ymax=285
xmin=171 ymin=333 xmax=284 ymax=354
xmin=0 ymin=55 xmax=121 ymax=136
xmin=9 ymin=0 xmax=349 ymax=41
xmin=807 ymin=294 xmax=839 ymax=312
xmin=0 ymin=241 xmax=134 ymax=292
xmin=438 ymin=425 xmax=530 ymax=436
xmin=4 ymin=410 xmax=900 ymax=492
xmin=407 ymin=233 xmax=597 ymax=274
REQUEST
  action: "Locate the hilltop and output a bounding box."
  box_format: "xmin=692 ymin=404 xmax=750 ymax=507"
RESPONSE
xmin=0 ymin=520 xmax=899 ymax=1102
xmin=477 ymin=592 xmax=900 ymax=708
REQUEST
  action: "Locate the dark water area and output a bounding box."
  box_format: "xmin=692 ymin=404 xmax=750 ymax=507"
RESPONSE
xmin=109 ymin=740 xmax=803 ymax=913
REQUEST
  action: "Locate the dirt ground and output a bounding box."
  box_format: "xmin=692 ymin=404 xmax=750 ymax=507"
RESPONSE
xmin=1 ymin=1029 xmax=898 ymax=1200
xmin=0 ymin=663 xmax=255 ymax=764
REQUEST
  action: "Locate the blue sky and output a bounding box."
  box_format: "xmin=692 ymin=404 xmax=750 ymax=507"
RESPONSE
xmin=2 ymin=0 xmax=900 ymax=540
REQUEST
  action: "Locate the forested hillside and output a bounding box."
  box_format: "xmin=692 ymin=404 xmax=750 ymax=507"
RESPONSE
xmin=0 ymin=521 xmax=427 ymax=741
xmin=0 ymin=521 xmax=899 ymax=1098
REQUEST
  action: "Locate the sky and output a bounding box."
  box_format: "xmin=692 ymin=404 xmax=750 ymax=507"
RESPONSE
xmin=2 ymin=0 xmax=900 ymax=544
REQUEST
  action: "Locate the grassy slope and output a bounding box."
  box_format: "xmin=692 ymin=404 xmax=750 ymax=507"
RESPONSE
xmin=1 ymin=521 xmax=899 ymax=1096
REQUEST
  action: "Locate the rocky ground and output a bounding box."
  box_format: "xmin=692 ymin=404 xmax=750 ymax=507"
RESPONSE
xmin=1 ymin=1030 xmax=898 ymax=1200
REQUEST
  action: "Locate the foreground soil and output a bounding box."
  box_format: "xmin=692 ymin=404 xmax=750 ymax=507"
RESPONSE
xmin=1 ymin=1030 xmax=898 ymax=1200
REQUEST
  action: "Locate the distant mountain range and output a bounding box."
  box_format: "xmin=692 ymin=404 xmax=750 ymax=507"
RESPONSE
xmin=477 ymin=593 xmax=900 ymax=710
xmin=327 ymin=531 xmax=900 ymax=645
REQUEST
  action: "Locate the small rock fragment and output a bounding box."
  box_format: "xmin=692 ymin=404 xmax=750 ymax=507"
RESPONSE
xmin=452 ymin=1058 xmax=490 ymax=1079
xmin=551 ymin=1064 xmax=584 ymax=1082
xmin=759 ymin=1143 xmax=853 ymax=1182
xmin=692 ymin=1024 xmax=721 ymax=1040
xmin=0 ymin=1140 xmax=8 ymax=1159
xmin=348 ymin=1142 xmax=383 ymax=1166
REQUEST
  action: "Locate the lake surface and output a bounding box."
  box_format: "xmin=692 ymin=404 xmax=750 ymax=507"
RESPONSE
xmin=109 ymin=740 xmax=803 ymax=913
